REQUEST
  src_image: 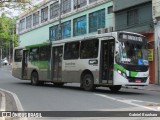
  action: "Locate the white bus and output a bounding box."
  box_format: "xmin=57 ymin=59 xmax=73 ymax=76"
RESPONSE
xmin=12 ymin=31 xmax=149 ymax=92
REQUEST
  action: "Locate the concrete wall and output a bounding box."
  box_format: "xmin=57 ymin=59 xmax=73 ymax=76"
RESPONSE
xmin=115 ymin=2 xmax=153 ymax=32
xmin=152 ymin=0 xmax=160 ymax=19
xmin=114 ymin=0 xmax=151 ymax=11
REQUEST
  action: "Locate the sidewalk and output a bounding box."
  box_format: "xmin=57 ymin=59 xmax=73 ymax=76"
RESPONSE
xmin=137 ymin=84 xmax=160 ymax=92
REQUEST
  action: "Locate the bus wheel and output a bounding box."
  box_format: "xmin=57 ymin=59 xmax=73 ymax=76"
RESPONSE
xmin=109 ymin=85 xmax=121 ymax=92
xmin=82 ymin=74 xmax=94 ymax=91
xmin=31 ymin=72 xmax=39 ymax=86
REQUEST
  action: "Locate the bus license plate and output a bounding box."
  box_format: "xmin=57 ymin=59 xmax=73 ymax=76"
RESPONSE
xmin=135 ymin=80 xmax=141 ymax=83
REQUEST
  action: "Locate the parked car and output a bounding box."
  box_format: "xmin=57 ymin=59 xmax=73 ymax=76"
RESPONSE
xmin=1 ymin=59 xmax=8 ymax=65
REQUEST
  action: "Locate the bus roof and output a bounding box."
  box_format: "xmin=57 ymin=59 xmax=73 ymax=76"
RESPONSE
xmin=25 ymin=42 xmax=50 ymax=49
xmin=51 ymin=31 xmax=144 ymax=45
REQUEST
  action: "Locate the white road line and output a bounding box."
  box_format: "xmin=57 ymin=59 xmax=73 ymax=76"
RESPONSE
xmin=94 ymin=93 xmax=158 ymax=111
xmin=0 ymin=88 xmax=24 ymax=111
xmin=0 ymin=89 xmax=28 ymax=120
xmin=0 ymin=91 xmax=6 ymax=120
xmin=0 ymin=91 xmax=6 ymax=111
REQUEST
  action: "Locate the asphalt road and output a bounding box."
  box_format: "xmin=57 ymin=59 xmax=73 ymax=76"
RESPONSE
xmin=0 ymin=66 xmax=160 ymax=120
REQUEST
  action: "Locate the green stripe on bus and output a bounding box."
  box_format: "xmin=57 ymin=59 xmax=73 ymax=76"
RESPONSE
xmin=114 ymin=64 xmax=126 ymax=73
xmin=31 ymin=61 xmax=49 ymax=69
xmin=130 ymin=71 xmax=138 ymax=77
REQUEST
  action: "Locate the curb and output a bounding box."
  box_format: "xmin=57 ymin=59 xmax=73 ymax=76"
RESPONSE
xmin=0 ymin=88 xmax=24 ymax=111
xmin=0 ymin=91 xmax=6 ymax=111
xmin=124 ymin=86 xmax=160 ymax=92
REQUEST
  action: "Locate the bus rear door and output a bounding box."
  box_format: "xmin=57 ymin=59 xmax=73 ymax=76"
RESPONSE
xmin=22 ymin=50 xmax=29 ymax=79
xmin=52 ymin=46 xmax=63 ymax=82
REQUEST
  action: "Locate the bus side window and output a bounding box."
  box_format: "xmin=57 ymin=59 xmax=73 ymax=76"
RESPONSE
xmin=64 ymin=42 xmax=80 ymax=60
xmin=29 ymin=47 xmax=39 ymax=61
xmin=39 ymin=46 xmax=51 ymax=61
xmin=80 ymin=39 xmax=99 ymax=59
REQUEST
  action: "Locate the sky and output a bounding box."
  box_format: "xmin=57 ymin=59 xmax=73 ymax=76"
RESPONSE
xmin=0 ymin=0 xmax=44 ymax=18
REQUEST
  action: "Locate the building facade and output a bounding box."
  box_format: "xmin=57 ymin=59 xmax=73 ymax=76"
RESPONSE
xmin=153 ymin=0 xmax=160 ymax=85
xmin=113 ymin=0 xmax=156 ymax=84
xmin=17 ymin=0 xmax=113 ymax=47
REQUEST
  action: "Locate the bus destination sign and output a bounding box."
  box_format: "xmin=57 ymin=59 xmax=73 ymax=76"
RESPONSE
xmin=120 ymin=33 xmax=143 ymax=42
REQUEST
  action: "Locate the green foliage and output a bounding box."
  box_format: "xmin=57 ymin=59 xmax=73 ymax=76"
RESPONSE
xmin=0 ymin=0 xmax=31 ymax=10
xmin=0 ymin=13 xmax=17 ymax=49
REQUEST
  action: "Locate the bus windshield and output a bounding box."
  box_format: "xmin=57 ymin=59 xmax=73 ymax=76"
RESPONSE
xmin=120 ymin=41 xmax=148 ymax=65
xmin=116 ymin=33 xmax=149 ymax=66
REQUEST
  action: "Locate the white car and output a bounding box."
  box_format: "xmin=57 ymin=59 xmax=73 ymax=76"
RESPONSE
xmin=1 ymin=59 xmax=8 ymax=65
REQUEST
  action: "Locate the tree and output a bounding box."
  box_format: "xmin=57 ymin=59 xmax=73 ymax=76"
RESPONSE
xmin=0 ymin=0 xmax=32 ymax=16
xmin=0 ymin=13 xmax=17 ymax=61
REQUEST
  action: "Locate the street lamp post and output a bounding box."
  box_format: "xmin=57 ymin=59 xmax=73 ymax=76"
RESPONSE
xmin=58 ymin=0 xmax=62 ymax=40
xmin=0 ymin=47 xmax=2 ymax=67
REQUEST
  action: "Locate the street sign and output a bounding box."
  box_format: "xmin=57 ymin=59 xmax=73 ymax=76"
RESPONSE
xmin=148 ymin=49 xmax=153 ymax=61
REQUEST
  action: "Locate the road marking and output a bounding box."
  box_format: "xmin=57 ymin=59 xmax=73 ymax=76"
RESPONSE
xmin=0 ymin=91 xmax=5 ymax=120
xmin=94 ymin=93 xmax=158 ymax=111
xmin=0 ymin=91 xmax=6 ymax=111
xmin=0 ymin=88 xmax=24 ymax=111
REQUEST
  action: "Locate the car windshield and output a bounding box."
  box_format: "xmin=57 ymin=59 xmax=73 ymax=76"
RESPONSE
xmin=120 ymin=41 xmax=148 ymax=65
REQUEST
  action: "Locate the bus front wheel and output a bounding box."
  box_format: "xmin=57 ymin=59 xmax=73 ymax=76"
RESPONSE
xmin=31 ymin=72 xmax=40 ymax=86
xmin=109 ymin=85 xmax=121 ymax=92
xmin=82 ymin=74 xmax=94 ymax=91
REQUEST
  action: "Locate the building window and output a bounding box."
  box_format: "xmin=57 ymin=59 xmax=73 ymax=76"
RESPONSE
xmin=19 ymin=18 xmax=25 ymax=31
xmin=62 ymin=0 xmax=71 ymax=14
xmin=41 ymin=7 xmax=48 ymax=23
xmin=108 ymin=6 xmax=113 ymax=14
xmin=61 ymin=21 xmax=71 ymax=39
xmin=89 ymin=0 xmax=97 ymax=3
xmin=26 ymin=15 xmax=32 ymax=29
xmin=33 ymin=11 xmax=39 ymax=26
xmin=89 ymin=9 xmax=105 ymax=33
xmin=80 ymin=39 xmax=99 ymax=59
xmin=127 ymin=9 xmax=138 ymax=26
xmin=50 ymin=2 xmax=59 ymax=19
xmin=50 ymin=25 xmax=58 ymax=41
xmin=64 ymin=42 xmax=80 ymax=60
xmin=73 ymin=15 xmax=86 ymax=36
xmin=74 ymin=0 xmax=87 ymax=9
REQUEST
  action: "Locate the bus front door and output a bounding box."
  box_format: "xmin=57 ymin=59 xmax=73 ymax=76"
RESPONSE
xmin=22 ymin=50 xmax=28 ymax=79
xmin=52 ymin=46 xmax=63 ymax=82
xmin=101 ymin=40 xmax=115 ymax=84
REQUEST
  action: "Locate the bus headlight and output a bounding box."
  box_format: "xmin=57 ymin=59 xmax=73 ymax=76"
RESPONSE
xmin=117 ymin=70 xmax=122 ymax=74
xmin=117 ymin=70 xmax=127 ymax=78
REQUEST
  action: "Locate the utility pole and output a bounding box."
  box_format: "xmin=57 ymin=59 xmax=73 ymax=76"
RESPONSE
xmin=0 ymin=48 xmax=2 ymax=68
xmin=58 ymin=0 xmax=62 ymax=40
xmin=9 ymin=40 xmax=10 ymax=64
xmin=12 ymin=22 xmax=15 ymax=64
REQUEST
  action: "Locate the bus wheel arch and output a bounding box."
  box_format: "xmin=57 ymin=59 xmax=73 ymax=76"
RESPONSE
xmin=31 ymin=70 xmax=40 ymax=86
xmin=81 ymin=70 xmax=94 ymax=91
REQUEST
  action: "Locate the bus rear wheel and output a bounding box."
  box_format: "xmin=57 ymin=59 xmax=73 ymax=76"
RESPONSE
xmin=31 ymin=72 xmax=40 ymax=86
xmin=82 ymin=74 xmax=94 ymax=91
xmin=109 ymin=85 xmax=121 ymax=92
